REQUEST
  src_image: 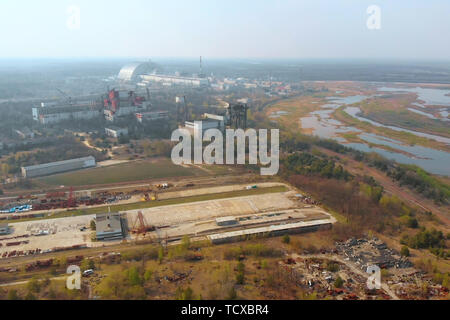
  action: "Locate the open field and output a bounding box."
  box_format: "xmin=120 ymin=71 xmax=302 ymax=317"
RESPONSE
xmin=37 ymin=159 xmax=208 ymax=187
xmin=0 ymin=215 xmax=97 ymax=256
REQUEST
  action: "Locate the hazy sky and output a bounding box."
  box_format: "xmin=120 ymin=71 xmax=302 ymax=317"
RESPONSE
xmin=0 ymin=0 xmax=449 ymax=60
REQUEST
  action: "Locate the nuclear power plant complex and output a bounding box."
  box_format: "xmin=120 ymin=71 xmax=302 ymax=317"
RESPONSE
xmin=30 ymin=60 xmax=211 ymax=126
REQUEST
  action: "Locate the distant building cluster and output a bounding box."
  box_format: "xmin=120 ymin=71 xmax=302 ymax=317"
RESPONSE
xmin=116 ymin=61 xmax=209 ymax=88
xmin=139 ymin=74 xmax=209 ymax=88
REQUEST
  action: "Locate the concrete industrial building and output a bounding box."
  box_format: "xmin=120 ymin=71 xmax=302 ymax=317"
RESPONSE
xmin=96 ymin=212 xmax=124 ymax=241
xmin=184 ymin=119 xmax=224 ymax=135
xmin=0 ymin=223 xmax=9 ymax=235
xmin=207 ymin=219 xmax=332 ymax=244
xmin=136 ymin=111 xmax=169 ymax=123
xmin=104 ymin=106 xmax=146 ymax=122
xmin=21 ymin=156 xmax=96 ymax=178
xmin=32 ymin=102 xmax=101 ymax=124
xmin=103 ymin=89 xmax=149 ymax=122
xmin=216 ymin=216 xmax=238 ymax=226
xmin=203 ymin=113 xmax=226 ymax=127
xmin=140 ymin=74 xmax=209 ymax=88
xmin=105 ymin=126 xmax=129 ymax=138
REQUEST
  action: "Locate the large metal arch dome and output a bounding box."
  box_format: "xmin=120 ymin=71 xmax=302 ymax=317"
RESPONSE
xmin=117 ymin=61 xmax=156 ymax=82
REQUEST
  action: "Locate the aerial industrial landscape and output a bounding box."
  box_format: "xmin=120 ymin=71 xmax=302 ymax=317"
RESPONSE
xmin=0 ymin=1 xmax=448 ymax=310
xmin=0 ymin=56 xmax=448 ymax=302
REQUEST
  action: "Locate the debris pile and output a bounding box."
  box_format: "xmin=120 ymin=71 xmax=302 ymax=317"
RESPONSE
xmin=335 ymin=237 xmax=413 ymax=270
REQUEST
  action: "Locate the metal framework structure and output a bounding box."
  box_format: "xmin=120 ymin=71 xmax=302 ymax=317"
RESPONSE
xmin=227 ymin=103 xmax=249 ymax=129
xmin=176 ymin=95 xmax=189 ymax=123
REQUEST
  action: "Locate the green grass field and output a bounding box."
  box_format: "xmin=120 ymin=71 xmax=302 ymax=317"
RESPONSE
xmin=37 ymin=159 xmax=207 ymax=187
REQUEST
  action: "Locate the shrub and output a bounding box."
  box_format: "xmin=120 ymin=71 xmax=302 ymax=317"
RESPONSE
xmin=334 ymin=276 xmax=344 ymax=288
xmin=27 ymin=278 xmax=41 ymax=293
xmin=400 ymin=246 xmax=410 ymax=257
xmin=326 ymin=262 xmax=339 ymax=272
xmin=236 ymin=272 xmax=245 ymax=285
xmin=7 ymin=289 xmax=19 ymax=300
xmin=176 ymin=287 xmax=195 ymax=300
xmin=226 ymin=287 xmax=237 ymax=300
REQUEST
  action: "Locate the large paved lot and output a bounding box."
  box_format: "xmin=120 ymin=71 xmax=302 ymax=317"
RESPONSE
xmin=0 ymin=184 xmax=335 ymax=259
xmin=126 ymin=191 xmax=297 ymax=227
xmin=0 ymin=215 xmax=96 ymax=256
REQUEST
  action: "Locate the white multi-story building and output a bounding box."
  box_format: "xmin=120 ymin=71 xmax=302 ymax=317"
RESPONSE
xmin=32 ymin=103 xmax=101 ymax=124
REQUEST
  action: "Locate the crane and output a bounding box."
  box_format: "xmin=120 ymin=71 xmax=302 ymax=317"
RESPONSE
xmin=56 ymin=88 xmax=73 ymax=105
xmin=131 ymin=211 xmax=155 ymax=235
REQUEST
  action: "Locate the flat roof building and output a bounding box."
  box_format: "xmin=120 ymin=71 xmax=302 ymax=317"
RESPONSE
xmin=105 ymin=126 xmax=129 ymax=138
xmin=140 ymin=74 xmax=209 ymax=88
xmin=184 ymin=119 xmax=223 ymax=136
xmin=21 ymin=156 xmax=96 ymax=178
xmin=136 ymin=111 xmax=169 ymax=123
xmin=216 ymin=216 xmax=238 ymax=226
xmin=207 ymin=219 xmax=332 ymax=244
xmin=32 ymin=103 xmax=102 ymax=124
xmin=96 ymin=212 xmax=124 ymax=241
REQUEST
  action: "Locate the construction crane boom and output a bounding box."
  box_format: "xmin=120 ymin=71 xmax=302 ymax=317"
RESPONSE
xmin=56 ymin=88 xmax=72 ymax=105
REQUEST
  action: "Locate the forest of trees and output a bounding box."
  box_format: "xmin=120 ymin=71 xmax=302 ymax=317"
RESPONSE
xmin=277 ymin=127 xmax=449 ymax=205
xmin=401 ymin=228 xmax=448 ymax=258
xmin=0 ymin=136 xmax=107 ymax=177
xmin=280 ymin=148 xmax=418 ymax=236
xmin=283 ymin=152 xmax=351 ymax=180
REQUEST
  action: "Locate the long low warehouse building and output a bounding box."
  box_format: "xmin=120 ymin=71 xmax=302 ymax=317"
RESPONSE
xmin=207 ymin=219 xmax=332 ymax=244
xmin=21 ymin=156 xmax=96 ymax=178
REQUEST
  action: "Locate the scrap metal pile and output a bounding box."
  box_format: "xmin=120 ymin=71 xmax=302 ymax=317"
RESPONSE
xmin=335 ymin=237 xmax=413 ymax=270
